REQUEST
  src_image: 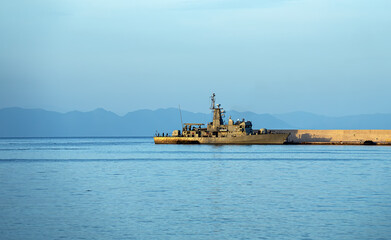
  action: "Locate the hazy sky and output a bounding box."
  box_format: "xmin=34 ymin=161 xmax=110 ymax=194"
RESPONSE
xmin=1 ymin=0 xmax=390 ymax=116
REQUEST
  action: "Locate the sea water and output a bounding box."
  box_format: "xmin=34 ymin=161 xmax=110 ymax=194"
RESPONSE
xmin=0 ymin=137 xmax=390 ymax=240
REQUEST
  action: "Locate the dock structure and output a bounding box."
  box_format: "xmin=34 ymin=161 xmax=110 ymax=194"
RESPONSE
xmin=273 ymin=129 xmax=391 ymax=145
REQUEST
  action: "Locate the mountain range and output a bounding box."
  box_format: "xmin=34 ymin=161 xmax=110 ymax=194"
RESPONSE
xmin=0 ymin=107 xmax=390 ymax=137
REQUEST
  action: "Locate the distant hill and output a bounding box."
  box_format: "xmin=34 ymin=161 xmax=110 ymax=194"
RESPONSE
xmin=0 ymin=107 xmax=390 ymax=137
xmin=274 ymin=111 xmax=391 ymax=130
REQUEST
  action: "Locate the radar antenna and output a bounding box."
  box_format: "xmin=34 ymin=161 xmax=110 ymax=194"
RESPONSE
xmin=210 ymin=93 xmax=216 ymax=109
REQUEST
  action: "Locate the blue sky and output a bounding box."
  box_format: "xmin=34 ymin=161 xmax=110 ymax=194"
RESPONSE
xmin=1 ymin=0 xmax=390 ymax=116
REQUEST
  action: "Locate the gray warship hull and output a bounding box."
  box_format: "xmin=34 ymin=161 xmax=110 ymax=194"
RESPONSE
xmin=154 ymin=133 xmax=290 ymax=145
xmin=154 ymin=93 xmax=290 ymax=145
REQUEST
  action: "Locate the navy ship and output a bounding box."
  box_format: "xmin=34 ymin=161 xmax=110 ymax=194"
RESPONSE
xmin=154 ymin=93 xmax=289 ymax=144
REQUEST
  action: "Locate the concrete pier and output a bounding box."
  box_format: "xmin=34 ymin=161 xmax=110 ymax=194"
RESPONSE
xmin=273 ymin=130 xmax=391 ymax=145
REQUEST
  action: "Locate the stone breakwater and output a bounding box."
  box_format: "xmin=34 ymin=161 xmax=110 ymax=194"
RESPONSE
xmin=272 ymin=130 xmax=391 ymax=145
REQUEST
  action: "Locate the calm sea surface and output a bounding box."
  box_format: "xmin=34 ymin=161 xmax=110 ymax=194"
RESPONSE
xmin=0 ymin=137 xmax=390 ymax=240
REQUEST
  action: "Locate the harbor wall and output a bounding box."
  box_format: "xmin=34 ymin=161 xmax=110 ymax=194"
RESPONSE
xmin=272 ymin=130 xmax=391 ymax=145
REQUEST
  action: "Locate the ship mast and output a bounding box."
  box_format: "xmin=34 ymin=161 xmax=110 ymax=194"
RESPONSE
xmin=210 ymin=93 xmax=224 ymax=130
xmin=210 ymin=93 xmax=215 ymax=110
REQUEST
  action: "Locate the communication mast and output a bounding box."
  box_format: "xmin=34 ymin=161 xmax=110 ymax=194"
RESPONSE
xmin=210 ymin=93 xmax=215 ymax=110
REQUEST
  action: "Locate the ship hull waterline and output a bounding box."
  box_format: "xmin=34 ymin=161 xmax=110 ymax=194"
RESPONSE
xmin=154 ymin=133 xmax=290 ymax=145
